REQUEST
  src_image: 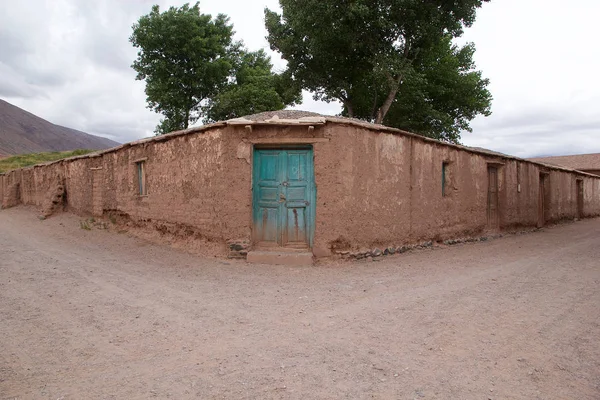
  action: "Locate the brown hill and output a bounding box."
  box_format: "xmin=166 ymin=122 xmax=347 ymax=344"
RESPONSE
xmin=0 ymin=99 xmax=119 ymax=155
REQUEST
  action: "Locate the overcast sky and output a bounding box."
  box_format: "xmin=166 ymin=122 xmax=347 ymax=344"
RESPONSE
xmin=1 ymin=0 xmax=599 ymax=157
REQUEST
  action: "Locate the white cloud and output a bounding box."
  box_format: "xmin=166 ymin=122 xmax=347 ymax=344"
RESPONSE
xmin=0 ymin=0 xmax=599 ymax=156
xmin=458 ymin=0 xmax=600 ymax=156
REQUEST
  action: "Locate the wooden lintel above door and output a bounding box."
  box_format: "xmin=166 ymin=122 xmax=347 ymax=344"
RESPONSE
xmin=247 ymin=138 xmax=330 ymax=144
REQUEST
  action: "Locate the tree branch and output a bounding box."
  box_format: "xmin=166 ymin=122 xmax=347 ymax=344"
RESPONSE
xmin=339 ymin=92 xmax=354 ymax=118
xmin=344 ymin=99 xmax=354 ymax=118
xmin=375 ymin=73 xmax=403 ymax=124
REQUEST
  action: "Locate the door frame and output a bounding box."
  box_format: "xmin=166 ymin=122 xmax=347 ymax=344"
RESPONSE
xmin=576 ymin=179 xmax=584 ymax=219
xmin=251 ymin=145 xmax=316 ymax=248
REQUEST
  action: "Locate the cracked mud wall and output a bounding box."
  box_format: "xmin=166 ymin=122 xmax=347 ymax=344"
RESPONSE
xmin=2 ymin=170 xmax=22 ymax=208
xmin=102 ymin=128 xmax=249 ymax=244
xmin=2 ymin=121 xmax=600 ymax=256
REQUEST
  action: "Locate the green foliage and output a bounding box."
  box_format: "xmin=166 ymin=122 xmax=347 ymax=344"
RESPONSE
xmin=80 ymin=220 xmax=92 ymax=230
xmin=80 ymin=217 xmax=109 ymax=231
xmin=265 ymin=0 xmax=492 ymax=143
xmin=0 ymin=150 xmax=94 ymax=173
xmin=131 ymin=3 xmax=300 ymax=134
xmin=203 ymin=49 xmax=302 ymax=122
xmin=351 ymin=36 xmax=492 ymax=143
xmin=130 ymin=2 xmax=235 ymax=134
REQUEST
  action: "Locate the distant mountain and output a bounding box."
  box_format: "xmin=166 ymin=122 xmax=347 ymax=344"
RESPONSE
xmin=0 ymin=99 xmax=119 ymax=156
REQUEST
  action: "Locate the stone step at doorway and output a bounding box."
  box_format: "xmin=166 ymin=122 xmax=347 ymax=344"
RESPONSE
xmin=246 ymin=250 xmax=314 ymax=266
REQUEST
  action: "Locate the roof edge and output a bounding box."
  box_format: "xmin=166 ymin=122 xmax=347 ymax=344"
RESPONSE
xmin=0 ymin=117 xmax=598 ymax=179
xmin=228 ymin=116 xmax=326 ymax=125
xmin=319 ymin=117 xmax=600 ymax=177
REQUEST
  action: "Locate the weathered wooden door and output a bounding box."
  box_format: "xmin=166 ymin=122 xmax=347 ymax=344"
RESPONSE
xmin=576 ymin=179 xmax=584 ymax=218
xmin=252 ymin=147 xmax=315 ymax=248
xmin=487 ymin=167 xmax=499 ymax=229
xmin=538 ymin=174 xmax=546 ymax=227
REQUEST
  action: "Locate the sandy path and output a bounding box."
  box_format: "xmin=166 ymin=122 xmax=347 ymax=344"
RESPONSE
xmin=1 ymin=207 xmax=599 ymax=399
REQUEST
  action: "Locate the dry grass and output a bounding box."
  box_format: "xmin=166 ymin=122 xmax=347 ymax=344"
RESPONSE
xmin=0 ymin=150 xmax=94 ymax=173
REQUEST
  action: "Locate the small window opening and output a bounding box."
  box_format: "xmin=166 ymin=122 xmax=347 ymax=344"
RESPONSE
xmin=442 ymin=162 xmax=449 ymax=197
xmin=136 ymin=161 xmax=147 ymax=196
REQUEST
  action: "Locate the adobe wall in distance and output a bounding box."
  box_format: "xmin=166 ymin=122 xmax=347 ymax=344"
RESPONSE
xmin=582 ymin=169 xmax=600 ymax=177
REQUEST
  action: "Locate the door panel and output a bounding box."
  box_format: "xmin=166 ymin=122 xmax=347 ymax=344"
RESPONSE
xmin=285 ymin=207 xmax=307 ymax=246
xmin=254 ymin=150 xmax=282 ymax=245
xmin=258 ymin=207 xmax=278 ymax=242
xmin=252 ymin=148 xmax=315 ymax=248
xmin=282 ymin=150 xmax=310 ymax=247
xmin=487 ymin=167 xmax=499 ymax=229
xmin=259 ymin=152 xmax=279 ymax=181
xmin=287 ymin=152 xmax=307 ymax=181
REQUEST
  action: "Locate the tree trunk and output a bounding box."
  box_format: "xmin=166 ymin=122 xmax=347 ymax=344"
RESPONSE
xmin=343 ymin=100 xmax=354 ymax=118
xmin=375 ymin=75 xmax=402 ymax=125
xmin=370 ymin=93 xmax=379 ymax=122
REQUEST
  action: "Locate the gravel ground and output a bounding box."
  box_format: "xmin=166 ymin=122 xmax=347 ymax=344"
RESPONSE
xmin=1 ymin=206 xmax=599 ymax=399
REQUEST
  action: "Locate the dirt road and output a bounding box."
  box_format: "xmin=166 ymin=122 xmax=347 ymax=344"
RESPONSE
xmin=1 ymin=207 xmax=599 ymax=399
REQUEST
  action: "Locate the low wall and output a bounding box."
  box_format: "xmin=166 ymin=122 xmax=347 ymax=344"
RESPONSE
xmin=2 ymin=121 xmax=599 ymax=258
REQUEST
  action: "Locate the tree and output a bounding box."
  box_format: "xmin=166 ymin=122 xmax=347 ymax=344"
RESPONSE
xmin=131 ymin=3 xmax=234 ymax=134
xmin=349 ymin=35 xmax=491 ymax=142
xmin=265 ymin=0 xmax=492 ymax=143
xmin=131 ymin=3 xmax=300 ymax=134
xmin=203 ymin=49 xmax=302 ymax=122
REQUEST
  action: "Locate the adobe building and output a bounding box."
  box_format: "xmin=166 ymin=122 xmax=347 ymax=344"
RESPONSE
xmin=1 ymin=111 xmax=600 ymax=264
xmin=529 ymin=153 xmax=600 ymax=177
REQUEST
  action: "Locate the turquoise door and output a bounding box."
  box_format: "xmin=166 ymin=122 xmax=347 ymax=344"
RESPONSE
xmin=252 ymin=147 xmax=315 ymax=248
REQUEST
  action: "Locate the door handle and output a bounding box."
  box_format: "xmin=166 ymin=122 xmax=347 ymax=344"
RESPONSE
xmin=279 ymin=193 xmax=286 ymax=202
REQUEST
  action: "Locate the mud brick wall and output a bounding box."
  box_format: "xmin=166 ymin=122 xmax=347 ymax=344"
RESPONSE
xmin=2 ymin=169 xmax=22 ymax=208
xmin=32 ymin=163 xmax=64 ymax=208
xmin=100 ymin=128 xmax=253 ymax=242
xmin=312 ymin=125 xmax=494 ymax=251
xmin=64 ymin=157 xmax=94 ymax=215
xmin=501 ymin=161 xmax=539 ymax=227
xmin=1 ymin=120 xmax=600 ymax=257
xmin=19 ymin=169 xmax=36 ymax=205
xmin=583 ymin=177 xmax=600 ymax=217
xmin=309 ymin=123 xmax=600 ymax=253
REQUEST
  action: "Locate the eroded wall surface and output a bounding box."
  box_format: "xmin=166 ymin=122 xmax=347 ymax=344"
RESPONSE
xmin=311 ymin=124 xmax=600 ymax=253
xmin=2 ymin=169 xmax=23 ymax=208
xmin=101 ymin=128 xmax=252 ymax=243
xmin=1 ymin=122 xmax=599 ymax=257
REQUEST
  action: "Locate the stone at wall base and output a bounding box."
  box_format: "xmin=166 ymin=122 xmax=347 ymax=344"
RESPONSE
xmin=247 ymin=250 xmax=314 ymax=266
xmin=227 ymin=239 xmax=250 ymax=259
xmin=312 ymin=246 xmax=332 ymax=258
